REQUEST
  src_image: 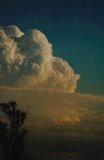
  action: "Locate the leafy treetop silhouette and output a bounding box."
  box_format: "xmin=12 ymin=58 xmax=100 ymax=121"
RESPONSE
xmin=0 ymin=101 xmax=28 ymax=160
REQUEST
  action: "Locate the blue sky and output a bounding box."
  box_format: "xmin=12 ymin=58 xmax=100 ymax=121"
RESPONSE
xmin=0 ymin=0 xmax=104 ymax=94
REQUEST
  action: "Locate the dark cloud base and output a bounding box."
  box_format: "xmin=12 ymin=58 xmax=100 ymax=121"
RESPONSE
xmin=25 ymin=122 xmax=104 ymax=160
xmin=25 ymin=135 xmax=104 ymax=160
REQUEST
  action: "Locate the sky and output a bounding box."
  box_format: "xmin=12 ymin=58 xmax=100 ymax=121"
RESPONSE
xmin=0 ymin=0 xmax=104 ymax=94
xmin=0 ymin=0 xmax=104 ymax=160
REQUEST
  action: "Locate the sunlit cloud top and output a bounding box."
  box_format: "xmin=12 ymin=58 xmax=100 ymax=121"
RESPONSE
xmin=0 ymin=25 xmax=80 ymax=93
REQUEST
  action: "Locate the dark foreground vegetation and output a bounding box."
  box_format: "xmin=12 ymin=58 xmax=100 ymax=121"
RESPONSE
xmin=0 ymin=101 xmax=28 ymax=160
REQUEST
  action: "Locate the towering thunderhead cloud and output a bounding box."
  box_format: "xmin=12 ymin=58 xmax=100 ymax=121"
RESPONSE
xmin=0 ymin=25 xmax=80 ymax=92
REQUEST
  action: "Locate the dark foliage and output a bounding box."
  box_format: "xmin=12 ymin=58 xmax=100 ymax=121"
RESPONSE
xmin=0 ymin=101 xmax=28 ymax=160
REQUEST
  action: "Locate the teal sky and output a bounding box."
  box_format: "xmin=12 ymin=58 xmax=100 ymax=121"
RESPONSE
xmin=0 ymin=0 xmax=104 ymax=94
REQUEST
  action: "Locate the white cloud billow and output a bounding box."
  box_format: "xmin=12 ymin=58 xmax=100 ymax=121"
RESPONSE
xmin=0 ymin=25 xmax=80 ymax=92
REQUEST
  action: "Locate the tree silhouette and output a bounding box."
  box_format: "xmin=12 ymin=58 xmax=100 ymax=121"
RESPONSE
xmin=0 ymin=101 xmax=28 ymax=160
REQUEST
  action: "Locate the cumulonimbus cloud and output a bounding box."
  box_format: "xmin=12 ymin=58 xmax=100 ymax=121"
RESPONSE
xmin=0 ymin=25 xmax=80 ymax=92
